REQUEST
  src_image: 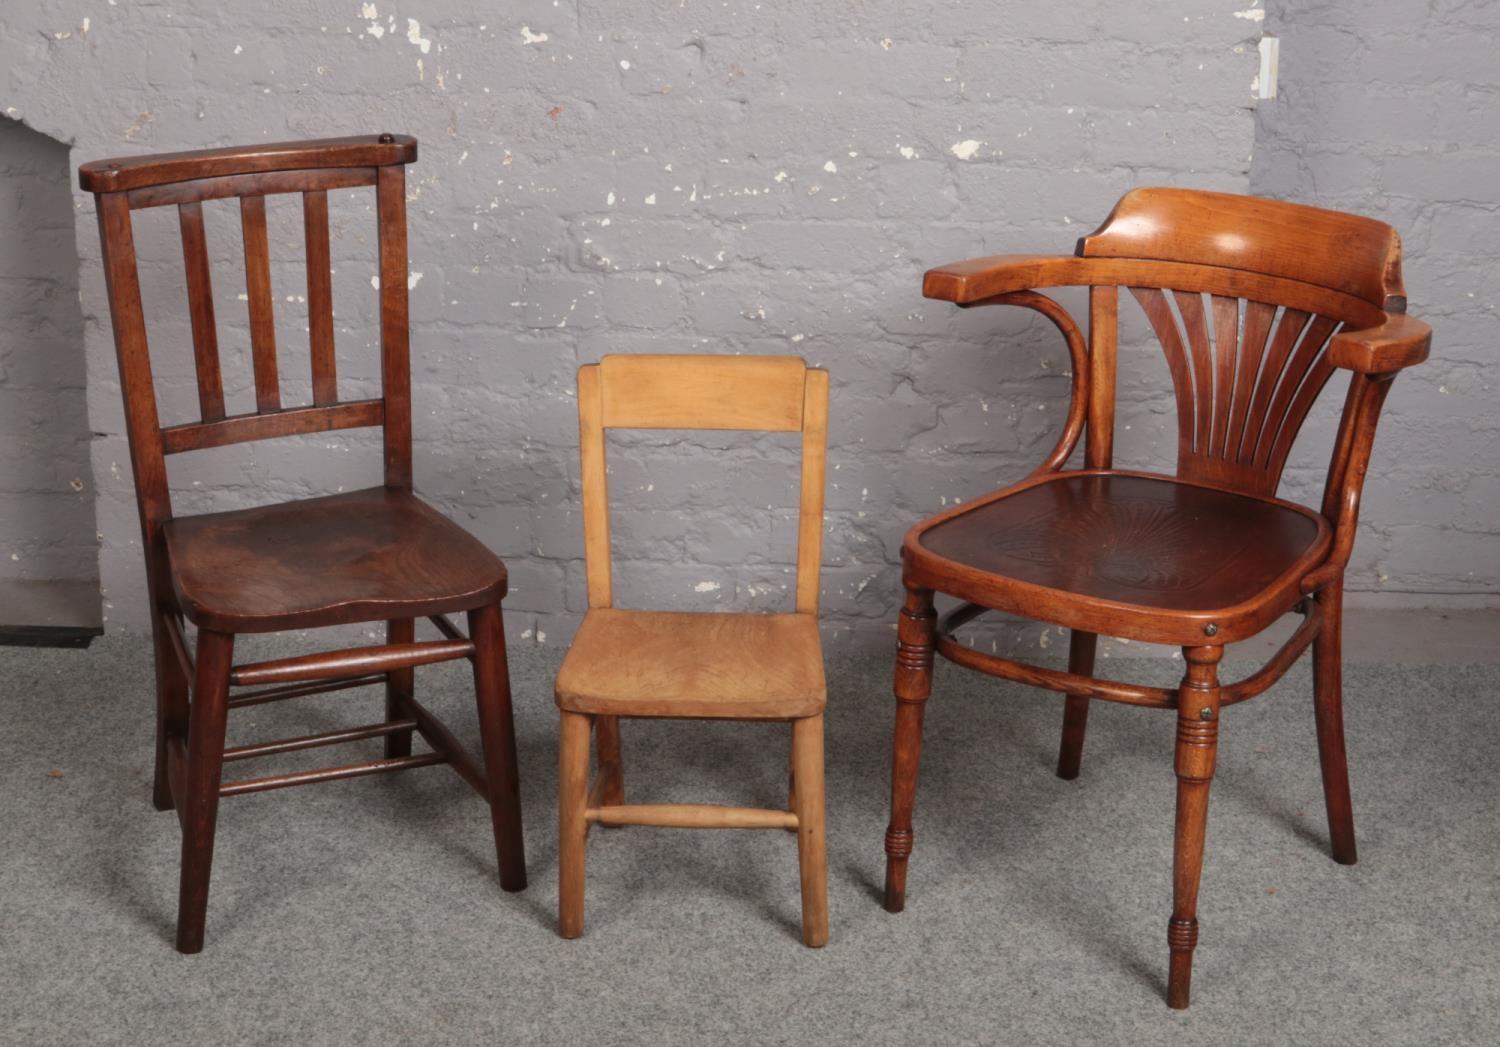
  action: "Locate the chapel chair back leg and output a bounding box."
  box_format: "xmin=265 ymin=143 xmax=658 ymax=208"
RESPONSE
xmin=175 ymin=629 xmax=235 ymax=954
xmin=1311 ymin=584 xmax=1358 ymax=865
xmin=557 ymin=710 xmax=592 ymax=939
xmin=151 ymin=613 xmax=191 ymax=812
xmin=467 ymin=604 xmax=528 ymax=892
xmin=1167 ymin=645 xmax=1223 ymax=1009
xmin=1055 ymin=630 xmax=1098 ymax=780
xmin=383 ymin=618 xmax=417 ymax=758
xmin=884 ymin=586 xmax=936 ymax=913
xmin=792 ymin=713 xmax=829 ymax=947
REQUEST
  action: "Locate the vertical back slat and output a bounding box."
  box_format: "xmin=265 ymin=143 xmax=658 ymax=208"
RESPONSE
xmin=1256 ymin=315 xmax=1341 ymax=469
xmin=1242 ymin=307 xmax=1311 ymax=462
xmin=795 ymin=368 xmax=829 ymax=615
xmin=177 ymin=201 xmax=225 ymax=421
xmin=239 ymin=195 xmax=281 ymax=412
xmin=577 ymin=364 xmax=612 ymax=608
xmin=1209 ymin=295 xmax=1240 ymax=457
xmin=1085 ymin=285 xmax=1118 ymax=469
xmin=1130 ymin=288 xmax=1195 ymax=459
xmin=376 ymin=165 xmax=412 ymax=488
xmin=1172 ymin=291 xmax=1214 ymax=454
xmin=302 ymin=189 xmax=337 ymax=406
xmin=1227 ymin=300 xmax=1276 ymax=461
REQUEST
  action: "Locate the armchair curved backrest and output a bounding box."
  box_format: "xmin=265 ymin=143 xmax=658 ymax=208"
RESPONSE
xmin=922 ymin=187 xmax=1432 ymax=592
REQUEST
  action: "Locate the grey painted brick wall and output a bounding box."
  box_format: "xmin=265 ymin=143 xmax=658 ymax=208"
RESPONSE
xmin=1252 ymin=0 xmax=1500 ymax=606
xmin=0 ymin=116 xmax=97 ymax=592
xmin=0 ymin=0 xmax=1265 ymax=647
xmin=9 ymin=1 xmax=1489 ymax=652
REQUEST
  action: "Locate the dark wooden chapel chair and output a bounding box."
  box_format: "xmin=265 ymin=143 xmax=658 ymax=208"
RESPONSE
xmin=883 ymin=188 xmax=1431 ymax=1007
xmin=79 ymin=135 xmax=526 ymax=952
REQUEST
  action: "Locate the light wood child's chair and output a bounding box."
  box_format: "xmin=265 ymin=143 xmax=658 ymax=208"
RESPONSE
xmin=554 ymin=354 xmax=830 ymax=947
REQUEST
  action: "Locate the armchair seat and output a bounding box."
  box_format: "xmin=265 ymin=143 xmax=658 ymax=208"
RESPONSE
xmin=906 ymin=470 xmax=1329 ymax=645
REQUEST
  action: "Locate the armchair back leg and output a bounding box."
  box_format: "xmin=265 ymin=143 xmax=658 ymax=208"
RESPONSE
xmin=1055 ymin=630 xmax=1098 ymax=779
xmin=1312 ymin=583 xmax=1358 ymax=864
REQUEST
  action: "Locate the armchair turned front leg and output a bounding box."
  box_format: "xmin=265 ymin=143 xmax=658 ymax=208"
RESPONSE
xmin=883 ymin=586 xmax=936 ymax=913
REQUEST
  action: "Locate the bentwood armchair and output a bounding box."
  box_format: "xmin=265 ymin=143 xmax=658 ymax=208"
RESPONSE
xmin=883 ymin=188 xmax=1431 ymax=1007
xmin=79 ymin=135 xmax=526 ymax=952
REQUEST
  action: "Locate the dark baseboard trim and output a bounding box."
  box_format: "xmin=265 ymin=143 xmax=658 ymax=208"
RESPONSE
xmin=0 ymin=625 xmax=103 ymax=649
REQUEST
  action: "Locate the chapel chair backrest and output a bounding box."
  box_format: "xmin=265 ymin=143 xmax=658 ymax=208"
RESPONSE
xmin=79 ymin=134 xmax=419 ymax=549
xmin=1074 ymin=187 xmax=1408 ymax=498
xmin=576 ymin=354 xmax=829 ymax=614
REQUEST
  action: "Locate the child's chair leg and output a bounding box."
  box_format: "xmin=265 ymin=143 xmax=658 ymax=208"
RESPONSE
xmin=791 ymin=713 xmax=828 ymax=947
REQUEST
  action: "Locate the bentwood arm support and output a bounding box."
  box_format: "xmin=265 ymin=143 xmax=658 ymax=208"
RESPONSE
xmin=1303 ymin=312 xmax=1433 ymax=594
xmin=922 ymin=256 xmax=1094 ymax=476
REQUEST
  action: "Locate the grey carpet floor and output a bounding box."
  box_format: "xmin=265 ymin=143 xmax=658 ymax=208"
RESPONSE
xmin=2 ymin=634 xmax=1497 ymax=1045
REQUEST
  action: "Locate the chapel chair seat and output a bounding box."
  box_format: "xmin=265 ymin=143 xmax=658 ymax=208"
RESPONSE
xmin=907 ymin=470 xmax=1330 ymax=644
xmin=556 ymin=608 xmax=826 ymax=719
xmin=163 ymin=487 xmax=507 ymax=633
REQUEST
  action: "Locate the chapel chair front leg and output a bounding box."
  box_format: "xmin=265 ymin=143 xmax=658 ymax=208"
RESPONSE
xmin=884 ymin=586 xmax=936 ymax=913
xmin=792 ymin=713 xmax=829 ymax=947
xmin=1167 ymin=645 xmax=1223 ymax=1009
xmin=151 ymin=611 xmax=191 ymax=812
xmin=1055 ymin=630 xmax=1098 ymax=780
xmin=557 ymin=710 xmax=592 ymax=939
xmin=467 ymin=604 xmax=527 ymax=892
xmin=384 ymin=618 xmax=417 ymax=758
xmin=175 ymin=629 xmax=235 ymax=954
xmin=1311 ymin=582 xmax=1357 ymax=865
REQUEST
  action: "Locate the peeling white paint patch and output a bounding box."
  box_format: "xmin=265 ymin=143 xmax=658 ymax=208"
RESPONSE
xmin=80 ymin=17 xmax=90 ymax=33
xmin=949 ymin=139 xmax=982 ymax=160
xmin=370 ymin=276 xmax=380 ymax=289
xmin=361 ymin=3 xmax=378 ymax=17
xmin=406 ymin=19 xmax=431 ymax=53
xmin=619 ymin=59 xmax=631 ymax=70
xmin=693 ymin=580 xmax=722 ymax=593
xmin=366 ymin=22 xmax=385 ymax=39
xmin=234 ymin=43 xmax=243 ymax=54
xmin=520 ymin=25 xmax=548 ymax=45
xmin=1233 ymin=7 xmax=1266 ymax=22
xmin=823 ymin=160 xmax=838 ymax=173
xmin=606 ymin=190 xmax=616 ymax=205
xmin=407 ymin=272 xmax=423 ymax=290
xmin=644 ymin=193 xmax=656 ymax=205
xmin=898 ymin=145 xmax=917 ymax=159
xmin=880 ymin=37 xmax=894 ymax=50
xmin=774 ymin=170 xmax=788 ymax=183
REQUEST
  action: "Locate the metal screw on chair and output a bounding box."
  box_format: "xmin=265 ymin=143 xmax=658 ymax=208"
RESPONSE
xmin=1203 ymin=623 xmax=1218 ymax=637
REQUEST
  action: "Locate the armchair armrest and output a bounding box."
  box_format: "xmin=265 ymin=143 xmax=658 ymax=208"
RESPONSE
xmin=922 ymin=255 xmax=1100 ymax=305
xmin=1327 ymin=313 xmax=1432 ymax=374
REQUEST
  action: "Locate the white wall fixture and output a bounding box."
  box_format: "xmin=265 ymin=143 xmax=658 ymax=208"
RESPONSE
xmin=1258 ymin=35 xmax=1280 ymax=99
